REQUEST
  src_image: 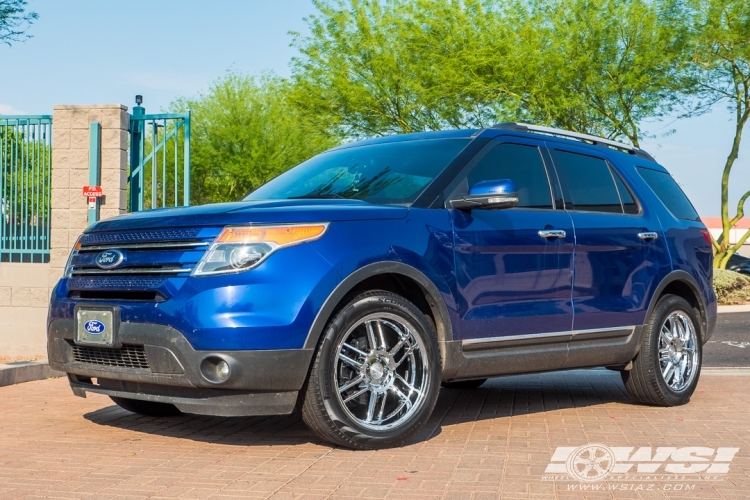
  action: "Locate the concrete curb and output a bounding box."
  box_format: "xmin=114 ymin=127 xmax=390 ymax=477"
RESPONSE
xmin=717 ymin=304 xmax=750 ymax=313
xmin=701 ymin=367 xmax=750 ymax=375
xmin=0 ymin=360 xmax=64 ymax=388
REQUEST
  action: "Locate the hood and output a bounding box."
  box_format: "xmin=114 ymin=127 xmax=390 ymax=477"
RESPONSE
xmin=88 ymin=199 xmax=409 ymax=232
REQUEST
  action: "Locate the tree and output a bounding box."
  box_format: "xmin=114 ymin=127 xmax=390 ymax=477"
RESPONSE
xmin=690 ymin=0 xmax=750 ymax=268
xmin=290 ymin=0 xmax=521 ymax=138
xmin=0 ymin=0 xmax=37 ymax=47
xmin=291 ymin=0 xmax=696 ymax=145
xmin=170 ymin=72 xmax=340 ymax=204
xmin=504 ymin=0 xmax=695 ymax=147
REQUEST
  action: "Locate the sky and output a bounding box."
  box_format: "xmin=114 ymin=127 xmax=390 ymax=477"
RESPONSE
xmin=1 ymin=0 xmax=748 ymax=217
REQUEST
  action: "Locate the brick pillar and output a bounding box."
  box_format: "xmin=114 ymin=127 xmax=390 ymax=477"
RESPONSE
xmin=50 ymin=105 xmax=129 ymax=285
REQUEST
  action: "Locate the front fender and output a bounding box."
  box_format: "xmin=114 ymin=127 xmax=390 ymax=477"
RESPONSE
xmin=303 ymin=211 xmax=457 ymax=351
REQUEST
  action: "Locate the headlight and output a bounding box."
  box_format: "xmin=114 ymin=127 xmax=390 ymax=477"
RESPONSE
xmin=192 ymin=223 xmax=329 ymax=276
xmin=63 ymin=236 xmax=83 ymax=278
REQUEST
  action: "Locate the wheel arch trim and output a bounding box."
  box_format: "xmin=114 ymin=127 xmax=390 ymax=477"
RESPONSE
xmin=645 ymin=270 xmax=708 ymax=342
xmin=302 ymin=261 xmax=453 ymax=350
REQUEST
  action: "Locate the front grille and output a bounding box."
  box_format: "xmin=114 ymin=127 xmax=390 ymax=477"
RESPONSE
xmin=80 ymin=228 xmax=201 ymax=245
xmin=68 ymin=290 xmax=163 ymax=301
xmin=70 ymin=267 xmax=190 ymax=276
xmin=70 ymin=342 xmax=150 ymax=370
xmin=70 ymin=228 xmax=212 ymax=294
xmin=68 ymin=277 xmax=167 ymax=290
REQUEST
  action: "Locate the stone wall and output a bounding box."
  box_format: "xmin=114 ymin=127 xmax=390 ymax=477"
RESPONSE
xmin=0 ymin=263 xmax=51 ymax=356
xmin=50 ymin=105 xmax=129 ymax=278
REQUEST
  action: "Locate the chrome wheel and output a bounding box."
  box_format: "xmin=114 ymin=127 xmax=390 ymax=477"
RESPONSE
xmin=334 ymin=312 xmax=430 ymax=431
xmin=658 ymin=311 xmax=699 ymax=393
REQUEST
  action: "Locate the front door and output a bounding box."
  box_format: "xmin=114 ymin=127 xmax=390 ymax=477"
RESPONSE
xmin=448 ymin=140 xmax=575 ymax=348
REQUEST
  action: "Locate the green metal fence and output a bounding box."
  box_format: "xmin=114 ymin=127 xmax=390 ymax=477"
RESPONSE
xmin=0 ymin=116 xmax=52 ymax=263
xmin=129 ymin=106 xmax=190 ymax=212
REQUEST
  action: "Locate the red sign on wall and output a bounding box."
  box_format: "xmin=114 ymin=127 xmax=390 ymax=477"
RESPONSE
xmin=82 ymin=186 xmax=103 ymax=197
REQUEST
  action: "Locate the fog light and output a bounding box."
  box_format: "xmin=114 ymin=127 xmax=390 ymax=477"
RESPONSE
xmin=200 ymin=356 xmax=232 ymax=384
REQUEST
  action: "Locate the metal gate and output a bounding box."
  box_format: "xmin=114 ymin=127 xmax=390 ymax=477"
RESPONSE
xmin=128 ymin=103 xmax=190 ymax=212
xmin=0 ymin=116 xmax=52 ymax=262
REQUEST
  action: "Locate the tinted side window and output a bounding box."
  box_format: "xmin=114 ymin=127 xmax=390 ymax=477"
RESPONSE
xmin=551 ymin=150 xmax=622 ymax=213
xmin=464 ymin=143 xmax=553 ymax=209
xmin=637 ymin=167 xmax=699 ymax=221
xmin=612 ymin=169 xmax=639 ymax=215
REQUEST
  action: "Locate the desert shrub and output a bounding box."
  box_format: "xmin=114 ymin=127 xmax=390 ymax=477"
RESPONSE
xmin=714 ymin=269 xmax=750 ymax=305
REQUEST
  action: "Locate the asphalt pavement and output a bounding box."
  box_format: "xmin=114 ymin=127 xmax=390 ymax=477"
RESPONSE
xmin=704 ymin=311 xmax=750 ymax=367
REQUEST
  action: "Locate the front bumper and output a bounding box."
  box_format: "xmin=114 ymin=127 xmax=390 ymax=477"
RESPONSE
xmin=48 ymin=319 xmax=313 ymax=416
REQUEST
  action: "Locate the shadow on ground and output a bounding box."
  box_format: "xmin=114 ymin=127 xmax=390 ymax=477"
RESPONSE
xmin=83 ymin=369 xmax=631 ymax=448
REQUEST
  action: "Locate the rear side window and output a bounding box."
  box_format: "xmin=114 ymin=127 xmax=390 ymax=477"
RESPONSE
xmin=462 ymin=143 xmax=553 ymax=209
xmin=612 ymin=170 xmax=639 ymax=215
xmin=636 ymin=167 xmax=699 ymax=221
xmin=551 ymin=150 xmax=624 ymax=213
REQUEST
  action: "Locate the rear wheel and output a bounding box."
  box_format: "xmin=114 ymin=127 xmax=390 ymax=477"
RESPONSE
xmin=622 ymin=295 xmax=702 ymax=406
xmin=442 ymin=379 xmax=487 ymax=390
xmin=301 ymin=291 xmax=441 ymax=449
xmin=110 ymin=397 xmax=182 ymax=417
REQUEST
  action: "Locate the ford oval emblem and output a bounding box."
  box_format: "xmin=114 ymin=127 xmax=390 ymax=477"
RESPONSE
xmin=95 ymin=250 xmax=124 ymax=269
xmin=83 ymin=319 xmax=106 ymax=335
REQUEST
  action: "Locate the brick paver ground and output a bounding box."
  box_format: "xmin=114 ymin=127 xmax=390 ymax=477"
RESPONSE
xmin=0 ymin=370 xmax=748 ymax=499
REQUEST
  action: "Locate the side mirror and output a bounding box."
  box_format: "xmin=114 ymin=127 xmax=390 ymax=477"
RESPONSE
xmin=446 ymin=179 xmax=519 ymax=210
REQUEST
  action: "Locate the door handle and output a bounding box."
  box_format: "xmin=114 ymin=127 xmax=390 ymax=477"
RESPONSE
xmin=538 ymin=229 xmax=566 ymax=239
xmin=638 ymin=232 xmax=659 ymax=241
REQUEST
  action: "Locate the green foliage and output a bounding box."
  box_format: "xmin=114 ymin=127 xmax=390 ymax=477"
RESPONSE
xmin=1 ymin=126 xmax=51 ymax=222
xmin=514 ymin=0 xmax=695 ymax=147
xmin=0 ymin=0 xmax=37 ymax=46
xmin=291 ymin=0 xmax=696 ymax=145
xmin=713 ymin=269 xmax=750 ymax=304
xmin=290 ymin=0 xmax=507 ymax=137
xmin=170 ymin=72 xmax=340 ymax=205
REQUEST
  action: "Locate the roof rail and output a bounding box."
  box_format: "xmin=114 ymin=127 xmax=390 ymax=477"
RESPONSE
xmin=491 ymin=122 xmax=655 ymax=161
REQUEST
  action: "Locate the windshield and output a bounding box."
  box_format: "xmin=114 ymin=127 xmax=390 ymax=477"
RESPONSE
xmin=245 ymin=139 xmax=470 ymax=205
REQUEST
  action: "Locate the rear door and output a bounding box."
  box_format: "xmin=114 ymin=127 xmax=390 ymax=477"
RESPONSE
xmin=546 ymin=144 xmax=669 ymax=365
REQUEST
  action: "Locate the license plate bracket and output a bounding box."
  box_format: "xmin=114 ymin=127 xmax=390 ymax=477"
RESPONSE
xmin=75 ymin=306 xmax=119 ymax=347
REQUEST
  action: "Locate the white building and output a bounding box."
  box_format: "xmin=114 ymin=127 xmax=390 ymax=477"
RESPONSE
xmin=702 ymin=217 xmax=750 ymax=257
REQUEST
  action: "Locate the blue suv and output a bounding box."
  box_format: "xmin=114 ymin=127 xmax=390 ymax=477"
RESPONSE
xmin=48 ymin=123 xmax=716 ymax=449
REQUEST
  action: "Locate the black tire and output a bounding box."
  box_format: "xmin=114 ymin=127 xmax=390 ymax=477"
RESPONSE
xmin=110 ymin=397 xmax=182 ymax=417
xmin=441 ymin=379 xmax=487 ymax=390
xmin=622 ymin=295 xmax=702 ymax=406
xmin=300 ymin=291 xmax=442 ymax=450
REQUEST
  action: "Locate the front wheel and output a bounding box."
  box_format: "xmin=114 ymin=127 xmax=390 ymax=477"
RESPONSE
xmin=622 ymin=295 xmax=702 ymax=406
xmin=300 ymin=291 xmax=441 ymax=449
